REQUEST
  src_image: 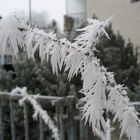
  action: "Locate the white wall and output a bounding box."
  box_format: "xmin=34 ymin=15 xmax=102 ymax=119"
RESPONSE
xmin=66 ymin=0 xmax=86 ymax=15
xmin=87 ymin=0 xmax=140 ymax=46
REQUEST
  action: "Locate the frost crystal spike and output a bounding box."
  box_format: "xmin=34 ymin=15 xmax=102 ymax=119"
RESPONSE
xmin=0 ymin=15 xmax=140 ymax=140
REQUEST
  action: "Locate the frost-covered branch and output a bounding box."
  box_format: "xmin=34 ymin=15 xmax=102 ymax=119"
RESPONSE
xmin=11 ymin=87 xmax=60 ymax=140
xmin=1 ymin=15 xmax=140 ymax=140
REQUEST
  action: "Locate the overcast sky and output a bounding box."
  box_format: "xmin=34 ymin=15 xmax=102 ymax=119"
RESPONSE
xmin=0 ymin=0 xmax=65 ymax=18
xmin=0 ymin=0 xmax=66 ymax=30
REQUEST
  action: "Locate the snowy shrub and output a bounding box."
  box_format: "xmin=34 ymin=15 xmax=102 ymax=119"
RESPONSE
xmin=0 ymin=15 xmax=140 ymax=140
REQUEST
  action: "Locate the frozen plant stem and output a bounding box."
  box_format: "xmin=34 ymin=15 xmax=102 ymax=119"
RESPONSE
xmin=11 ymin=87 xmax=60 ymax=140
xmin=0 ymin=15 xmax=140 ymax=140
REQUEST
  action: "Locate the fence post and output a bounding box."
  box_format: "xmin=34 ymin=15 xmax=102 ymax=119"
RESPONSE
xmin=55 ymin=103 xmax=60 ymax=129
xmin=39 ymin=117 xmax=44 ymax=140
xmin=23 ymin=103 xmax=29 ymax=140
xmin=55 ymin=100 xmax=65 ymax=140
xmin=66 ymin=96 xmax=76 ymax=140
xmin=10 ymin=99 xmax=16 ymax=140
xmin=0 ymin=99 xmax=4 ymax=140
xmin=85 ymin=125 xmax=90 ymax=140
xmin=80 ymin=119 xmax=86 ymax=140
xmin=59 ymin=105 xmax=64 ymax=140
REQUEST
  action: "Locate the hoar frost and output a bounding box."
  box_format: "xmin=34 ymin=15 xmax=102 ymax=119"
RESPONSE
xmin=0 ymin=15 xmax=140 ymax=140
xmin=11 ymin=87 xmax=60 ymax=140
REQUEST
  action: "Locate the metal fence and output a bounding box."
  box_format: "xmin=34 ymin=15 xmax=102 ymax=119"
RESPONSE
xmin=0 ymin=92 xmax=93 ymax=140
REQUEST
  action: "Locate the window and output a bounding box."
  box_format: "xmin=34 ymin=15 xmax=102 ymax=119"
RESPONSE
xmin=4 ymin=55 xmax=12 ymax=64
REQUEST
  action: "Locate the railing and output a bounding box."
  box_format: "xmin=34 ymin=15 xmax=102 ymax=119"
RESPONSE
xmin=0 ymin=92 xmax=94 ymax=140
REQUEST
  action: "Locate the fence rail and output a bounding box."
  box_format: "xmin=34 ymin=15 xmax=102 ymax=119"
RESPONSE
xmin=0 ymin=92 xmax=65 ymax=102
xmin=0 ymin=92 xmax=93 ymax=140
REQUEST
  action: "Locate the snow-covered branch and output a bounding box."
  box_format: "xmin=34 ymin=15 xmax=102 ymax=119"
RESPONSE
xmin=11 ymin=87 xmax=60 ymax=140
xmin=1 ymin=15 xmax=140 ymax=140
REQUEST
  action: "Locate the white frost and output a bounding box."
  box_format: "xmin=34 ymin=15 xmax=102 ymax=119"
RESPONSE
xmin=1 ymin=15 xmax=140 ymax=140
xmin=11 ymin=87 xmax=60 ymax=140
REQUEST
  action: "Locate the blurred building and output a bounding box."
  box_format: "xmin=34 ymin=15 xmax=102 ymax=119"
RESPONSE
xmin=86 ymin=0 xmax=140 ymax=48
xmin=53 ymin=0 xmax=140 ymax=57
xmin=0 ymin=45 xmax=15 ymax=72
xmin=0 ymin=47 xmax=14 ymax=65
xmin=0 ymin=16 xmax=14 ymax=67
xmin=45 ymin=0 xmax=87 ymax=32
xmin=64 ymin=0 xmax=87 ymax=31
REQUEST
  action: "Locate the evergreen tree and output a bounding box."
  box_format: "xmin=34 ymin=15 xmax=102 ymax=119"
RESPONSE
xmin=0 ymin=58 xmax=79 ymax=96
xmin=96 ymin=24 xmax=140 ymax=90
xmin=131 ymin=0 xmax=140 ymax=3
